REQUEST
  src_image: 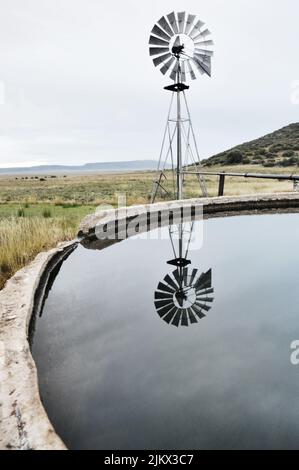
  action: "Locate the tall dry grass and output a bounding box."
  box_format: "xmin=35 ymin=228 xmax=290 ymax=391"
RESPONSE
xmin=0 ymin=217 xmax=75 ymax=290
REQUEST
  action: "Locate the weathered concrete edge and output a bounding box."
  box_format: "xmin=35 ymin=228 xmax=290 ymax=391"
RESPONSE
xmin=0 ymin=241 xmax=77 ymax=450
xmin=1 ymin=192 xmax=299 ymax=451
xmin=78 ymin=192 xmax=299 ymax=236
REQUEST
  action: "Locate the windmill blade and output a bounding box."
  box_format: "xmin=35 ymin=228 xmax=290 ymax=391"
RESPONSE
xmin=150 ymin=47 xmax=169 ymax=56
xmin=158 ymin=281 xmax=176 ymax=294
xmin=195 ymin=40 xmax=214 ymax=47
xmin=158 ymin=16 xmax=174 ymax=38
xmin=185 ymin=14 xmax=196 ymax=35
xmin=171 ymin=309 xmax=183 ymax=327
xmin=186 ymin=60 xmax=197 ymax=80
xmin=160 ymin=57 xmax=176 ymax=75
xmin=149 ymin=35 xmax=170 ymax=47
xmin=194 ymin=48 xmax=214 ymax=57
xmin=190 ymin=19 xmax=205 ymax=39
xmin=170 ymin=61 xmax=179 ymax=81
xmin=153 ymin=52 xmax=172 ymax=67
xmin=187 ymin=308 xmax=198 ymax=324
xmin=152 ymin=24 xmax=171 ymax=42
xmin=163 ymin=306 xmax=179 ymax=325
xmin=155 ymin=299 xmax=174 ymax=310
xmin=193 ymin=28 xmax=211 ymax=41
xmin=192 ymin=57 xmax=205 ymax=75
xmin=194 ymin=53 xmax=212 ymax=71
xmin=164 ymin=274 xmax=179 ymax=290
xmin=181 ymin=310 xmax=189 ymax=326
xmin=155 ymin=291 xmax=173 ymax=300
xmin=192 ymin=305 xmax=206 ymax=320
xmin=193 ymin=55 xmax=211 ymax=77
xmin=173 ymin=35 xmax=181 ymax=49
xmin=167 ymin=12 xmax=179 ymax=34
xmin=177 ymin=12 xmax=186 ymax=33
xmin=181 ymin=61 xmax=186 ymax=83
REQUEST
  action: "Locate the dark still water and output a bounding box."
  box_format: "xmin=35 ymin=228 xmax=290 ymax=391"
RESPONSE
xmin=32 ymin=213 xmax=299 ymax=450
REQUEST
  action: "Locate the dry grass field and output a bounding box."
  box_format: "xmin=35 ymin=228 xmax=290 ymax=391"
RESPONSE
xmin=0 ymin=164 xmax=297 ymax=289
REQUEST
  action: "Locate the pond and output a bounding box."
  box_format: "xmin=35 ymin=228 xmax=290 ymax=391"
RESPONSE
xmin=31 ymin=212 xmax=299 ymax=450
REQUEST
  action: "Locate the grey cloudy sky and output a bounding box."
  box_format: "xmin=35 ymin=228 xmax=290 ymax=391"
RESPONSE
xmin=0 ymin=0 xmax=298 ymax=167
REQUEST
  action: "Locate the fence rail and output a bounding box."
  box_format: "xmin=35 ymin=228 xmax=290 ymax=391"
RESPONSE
xmin=182 ymin=171 xmax=299 ymax=197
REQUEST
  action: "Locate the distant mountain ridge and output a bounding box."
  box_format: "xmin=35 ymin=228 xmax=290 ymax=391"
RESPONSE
xmin=203 ymin=123 xmax=299 ymax=168
xmin=0 ymin=160 xmax=167 ymax=175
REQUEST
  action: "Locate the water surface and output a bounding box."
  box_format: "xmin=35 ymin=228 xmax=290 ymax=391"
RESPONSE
xmin=32 ymin=213 xmax=299 ymax=450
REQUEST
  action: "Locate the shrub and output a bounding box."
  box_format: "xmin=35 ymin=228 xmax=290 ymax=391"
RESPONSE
xmin=282 ymin=150 xmax=295 ymax=158
xmin=42 ymin=209 xmax=52 ymax=218
xmin=17 ymin=208 xmax=25 ymax=217
xmin=226 ymin=150 xmax=243 ymax=165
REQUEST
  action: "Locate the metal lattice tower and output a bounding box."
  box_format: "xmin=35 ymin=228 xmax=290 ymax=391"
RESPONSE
xmin=148 ymin=12 xmax=214 ymax=203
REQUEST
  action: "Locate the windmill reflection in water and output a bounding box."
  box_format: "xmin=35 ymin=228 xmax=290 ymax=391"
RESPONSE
xmin=155 ymin=222 xmax=214 ymax=327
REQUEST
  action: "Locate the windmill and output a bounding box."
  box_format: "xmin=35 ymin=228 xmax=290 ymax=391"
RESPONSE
xmin=154 ymin=222 xmax=214 ymax=327
xmin=149 ymin=12 xmax=214 ymax=202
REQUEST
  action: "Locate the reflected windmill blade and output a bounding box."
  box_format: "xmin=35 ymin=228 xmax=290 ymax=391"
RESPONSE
xmin=192 ymin=305 xmax=206 ymax=319
xmin=158 ymin=281 xmax=176 ymax=294
xmin=152 ymin=24 xmax=171 ymax=42
xmin=181 ymin=310 xmax=188 ymax=326
xmin=155 ymin=299 xmax=174 ymax=310
xmin=196 ymin=287 xmax=214 ymax=296
xmin=153 ymin=52 xmax=172 ymax=67
xmin=155 ymin=291 xmax=173 ymax=300
xmin=194 ymin=48 xmax=214 ymax=57
xmin=173 ymin=269 xmax=183 ymax=287
xmin=160 ymin=57 xmax=175 ymax=75
xmin=195 ymin=301 xmax=211 ymax=312
xmin=190 ymin=19 xmax=205 ymax=39
xmin=186 ymin=60 xmax=197 ymax=80
xmin=171 ymin=309 xmax=183 ymax=327
xmin=193 ymin=28 xmax=211 ymax=41
xmin=185 ymin=14 xmax=196 ymax=35
xmin=196 ymin=296 xmax=214 ymax=303
xmin=181 ymin=61 xmax=186 ymax=82
xmin=187 ymin=308 xmax=198 ymax=324
xmin=156 ymin=304 xmax=175 ymax=318
xmin=195 ymin=269 xmax=212 ymax=290
xmin=149 ymin=35 xmax=170 ymax=47
xmin=183 ymin=267 xmax=188 ymax=286
xmin=195 ymin=40 xmax=214 ymax=47
xmin=167 ymin=12 xmax=179 ymax=34
xmin=164 ymin=274 xmax=179 ymax=290
xmin=158 ymin=16 xmax=174 ymax=38
xmin=189 ymin=268 xmax=198 ymax=286
xmin=163 ymin=306 xmax=179 ymax=325
xmin=150 ymin=47 xmax=169 ymax=56
xmin=177 ymin=12 xmax=186 ymax=33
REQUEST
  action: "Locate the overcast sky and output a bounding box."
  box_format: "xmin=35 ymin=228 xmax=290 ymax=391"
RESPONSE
xmin=0 ymin=0 xmax=298 ymax=167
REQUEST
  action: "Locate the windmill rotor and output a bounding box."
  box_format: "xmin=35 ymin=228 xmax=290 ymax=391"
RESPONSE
xmin=155 ymin=267 xmax=214 ymax=327
xmin=149 ymin=11 xmax=214 ymax=81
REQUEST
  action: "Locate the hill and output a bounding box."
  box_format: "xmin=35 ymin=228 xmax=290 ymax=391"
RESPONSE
xmin=0 ymin=160 xmax=168 ymax=175
xmin=202 ymin=123 xmax=299 ymax=168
